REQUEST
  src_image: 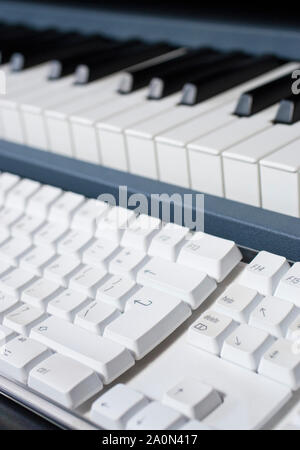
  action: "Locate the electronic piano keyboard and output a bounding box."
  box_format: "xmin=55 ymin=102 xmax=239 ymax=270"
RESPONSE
xmin=0 ymin=0 xmax=299 ymax=432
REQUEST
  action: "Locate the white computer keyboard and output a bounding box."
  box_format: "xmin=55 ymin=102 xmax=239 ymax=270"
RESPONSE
xmin=0 ymin=171 xmax=300 ymax=430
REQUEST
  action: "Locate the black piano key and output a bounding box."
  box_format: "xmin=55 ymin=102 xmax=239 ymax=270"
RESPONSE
xmin=234 ymin=67 xmax=294 ymax=117
xmin=148 ymin=51 xmax=250 ymax=100
xmin=52 ymin=39 xmax=141 ymax=81
xmin=118 ymin=48 xmax=215 ymax=94
xmin=74 ymin=42 xmax=174 ymax=85
xmin=274 ymin=94 xmax=300 ymax=124
xmin=48 ymin=37 xmax=117 ymax=79
xmin=0 ymin=26 xmax=42 ymax=63
xmin=1 ymin=28 xmax=62 ymax=64
xmin=181 ymin=55 xmax=283 ymax=106
xmin=10 ymin=33 xmax=112 ymax=71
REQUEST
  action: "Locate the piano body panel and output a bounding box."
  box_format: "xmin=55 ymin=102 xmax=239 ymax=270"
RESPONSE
xmin=0 ymin=1 xmax=299 ymax=59
xmin=0 ymin=138 xmax=299 ymax=263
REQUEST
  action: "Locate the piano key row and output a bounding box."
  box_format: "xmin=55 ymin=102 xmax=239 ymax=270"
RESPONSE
xmin=0 ymin=23 xmax=300 ymax=218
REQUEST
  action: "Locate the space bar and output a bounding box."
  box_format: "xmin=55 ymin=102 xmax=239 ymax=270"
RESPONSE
xmin=30 ymin=316 xmax=134 ymax=383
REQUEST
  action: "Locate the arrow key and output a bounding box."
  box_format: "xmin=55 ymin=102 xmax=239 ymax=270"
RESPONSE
xmin=249 ymin=296 xmax=299 ymax=338
xmin=163 ymin=377 xmax=222 ymax=420
xmin=221 ymin=324 xmax=274 ymax=371
xmin=90 ymin=383 xmax=148 ymax=430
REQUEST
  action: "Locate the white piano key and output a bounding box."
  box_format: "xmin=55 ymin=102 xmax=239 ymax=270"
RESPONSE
xmin=125 ymin=63 xmax=299 ymax=188
xmin=223 ymin=122 xmax=300 ymax=207
xmin=96 ymin=93 xmax=180 ymax=175
xmin=155 ymin=102 xmax=237 ymax=187
xmin=187 ymin=107 xmax=277 ymax=196
xmin=30 ymin=316 xmax=135 ymax=383
xmin=70 ymin=89 xmax=148 ymax=166
xmin=104 ymin=286 xmax=191 ymax=359
xmin=29 ymin=353 xmax=103 ymax=409
xmin=260 ymin=139 xmax=300 ymax=217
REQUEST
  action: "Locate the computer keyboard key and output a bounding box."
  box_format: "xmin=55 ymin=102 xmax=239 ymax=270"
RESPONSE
xmin=275 ymin=263 xmax=300 ymax=306
xmin=95 ymin=207 xmax=136 ymax=243
xmin=27 ymin=185 xmax=62 ymax=219
xmin=240 ymin=251 xmax=290 ymax=295
xmin=5 ymin=179 xmax=40 ymax=211
xmin=0 ymin=208 xmax=23 ymax=233
xmin=187 ymin=309 xmax=237 ymax=355
xmin=47 ymin=289 xmax=90 ymax=322
xmin=57 ymin=229 xmax=93 ymax=257
xmin=82 ymin=238 xmax=119 ymax=270
xmin=28 ymin=353 xmax=103 ymax=409
xmin=258 ymin=338 xmax=300 ymax=390
xmin=0 ymin=291 xmax=19 ymax=320
xmin=121 ymin=214 xmax=161 ymax=252
xmin=48 ymin=192 xmax=85 ymax=225
xmin=137 ymin=257 xmax=216 ymax=309
xmin=0 ymin=261 xmax=11 ymax=278
xmin=20 ymin=246 xmax=56 ymax=276
xmin=3 ymin=303 xmax=46 ymax=336
xmin=177 ymin=233 xmax=242 ymax=282
xmin=126 ymin=401 xmax=186 ymax=430
xmin=249 ymin=296 xmax=298 ymax=338
xmin=287 ymin=315 xmax=300 ymax=341
xmin=0 ymin=237 xmax=32 ymax=266
xmin=11 ymin=214 xmax=45 ymax=239
xmin=163 ymin=377 xmax=222 ymax=420
xmin=96 ymin=275 xmax=138 ymax=312
xmin=0 ymin=173 xmax=20 ymax=205
xmin=30 ymin=316 xmax=135 ymax=383
xmin=44 ymin=255 xmax=81 ymax=287
xmin=148 ymin=223 xmax=189 ymax=261
xmin=0 ymin=324 xmax=17 ymax=346
xmin=109 ymin=248 xmax=147 ymax=280
xmin=21 ymin=278 xmax=61 ymax=310
xmin=34 ymin=222 xmax=69 ymax=249
xmin=0 ymin=268 xmax=35 ymax=298
xmin=69 ymin=265 xmax=107 ymax=298
xmin=90 ymin=384 xmax=149 ymax=430
xmin=104 ymin=286 xmax=191 ymax=359
xmin=71 ymin=199 xmax=109 ymax=232
xmin=0 ymin=336 xmax=51 ymax=384
xmin=221 ymin=324 xmax=274 ymax=371
xmin=75 ymin=301 xmax=120 ymax=335
xmin=214 ymin=284 xmax=262 ymax=323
